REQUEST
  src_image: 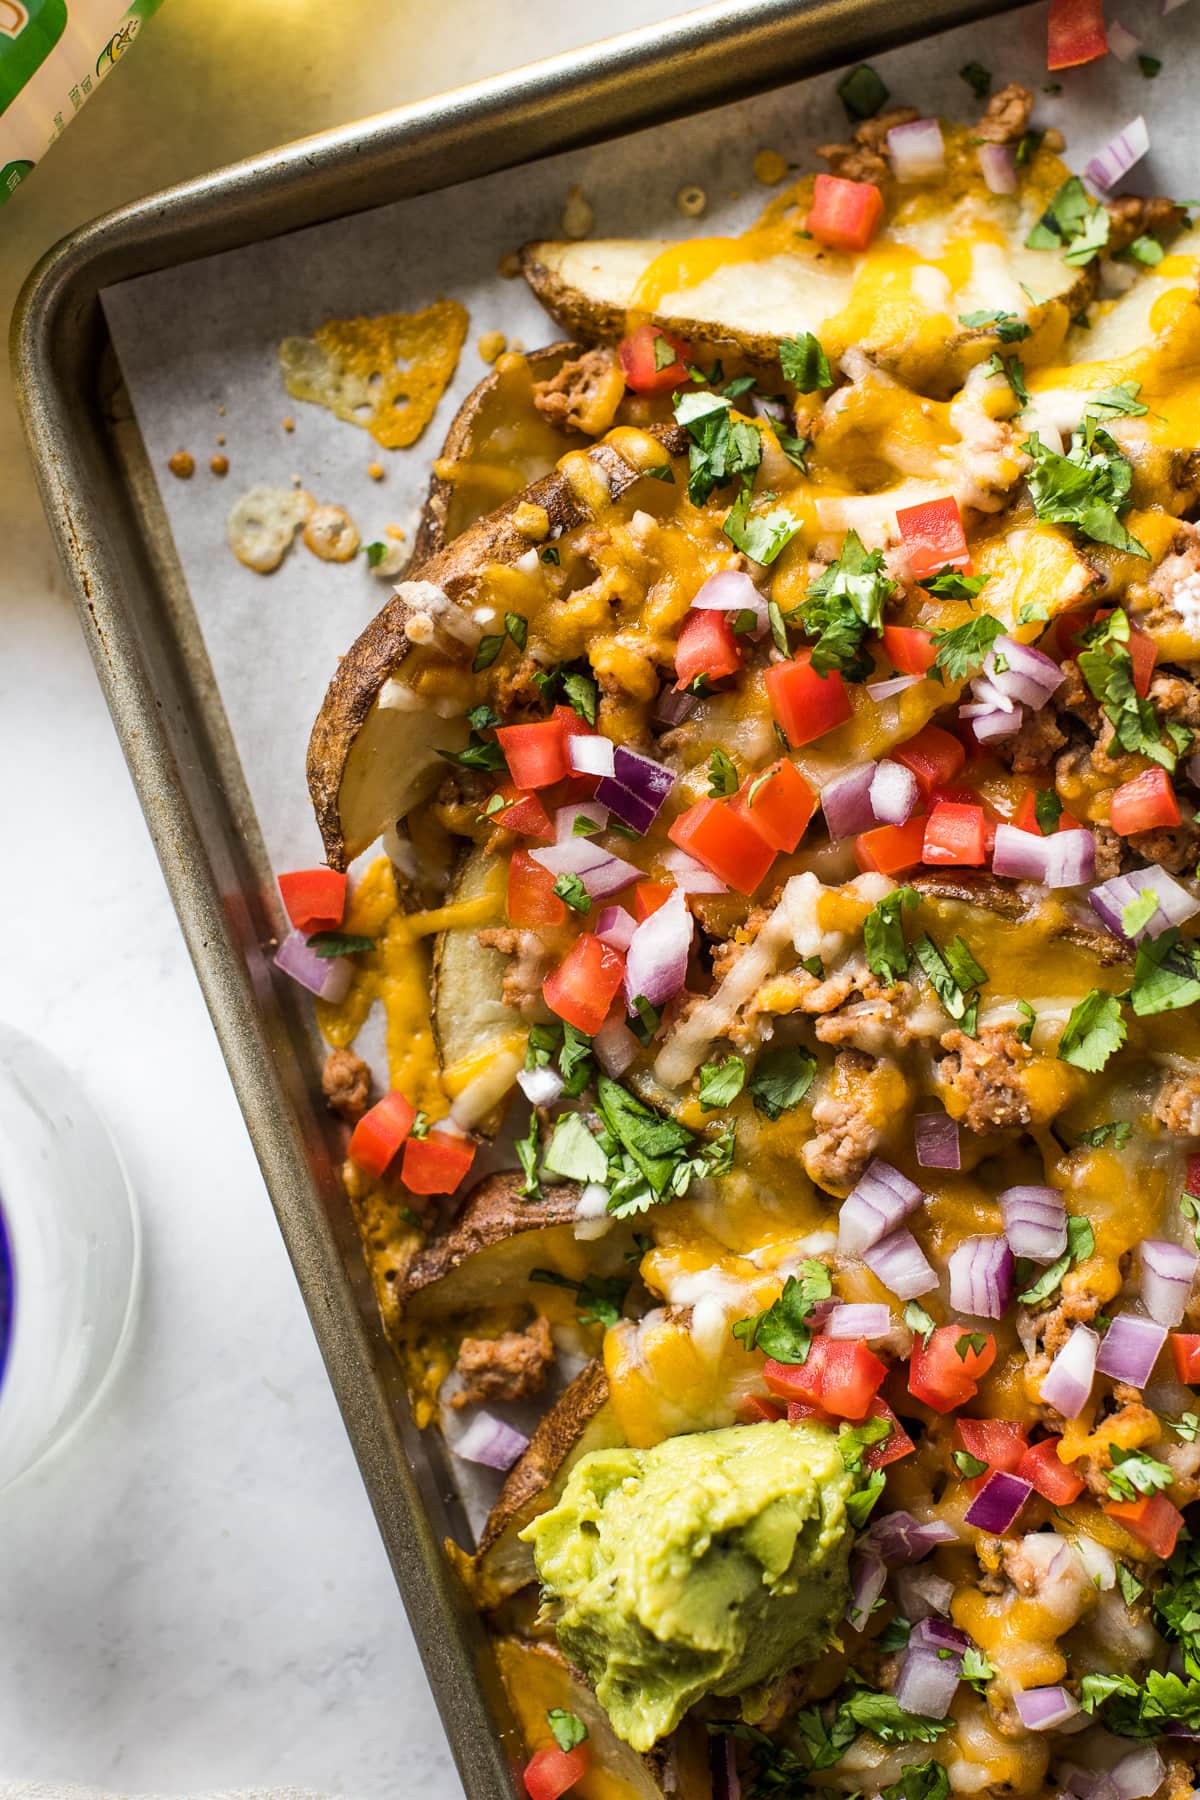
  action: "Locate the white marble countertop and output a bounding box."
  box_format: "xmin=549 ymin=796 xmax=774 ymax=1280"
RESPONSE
xmin=0 ymin=3 xmax=682 ymax=1794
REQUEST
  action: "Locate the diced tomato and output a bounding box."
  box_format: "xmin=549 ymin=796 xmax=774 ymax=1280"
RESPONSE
xmin=1172 ymin=1333 xmax=1200 ymax=1383
xmin=923 ymin=800 xmax=987 ymax=867
xmin=1129 ymin=627 xmax=1157 ymax=698
xmin=1012 ymin=789 xmax=1083 ymax=836
xmin=909 ymin=1326 xmax=996 ymax=1414
xmin=882 ymin=623 xmax=938 ymax=677
xmin=1189 ymin=1151 xmax=1200 ymax=1196
xmin=893 ymin=724 xmax=966 ymax=798
xmin=634 ymin=880 xmax=673 ymax=921
xmin=854 ymin=815 xmax=929 ymax=877
xmin=495 ymin=719 xmax=569 ymax=790
xmin=764 ymin=1339 xmax=888 ymax=1422
xmin=278 ymin=867 xmax=347 ymax=934
xmin=863 ymin=1395 xmax=916 ymax=1470
xmin=551 ymin=703 xmax=596 ymax=742
xmin=1018 ymin=1435 xmax=1087 ymax=1505
xmin=737 ymin=757 xmax=817 ymax=854
xmin=507 ymin=849 xmax=568 ymax=928
xmin=1104 ymin=1493 xmax=1185 ymax=1560
xmin=896 ymin=496 xmax=971 ymax=581
xmin=1110 ymin=767 xmax=1181 ymax=836
xmin=787 ymin=1397 xmax=835 ymax=1427
xmin=523 ymin=1744 xmax=591 ymax=1800
xmin=955 ymin=1418 xmax=1028 ymax=1494
xmin=740 ymin=1394 xmax=785 ymax=1424
xmin=1047 ymin=0 xmax=1107 ymax=69
xmin=668 ymin=797 xmax=776 ymax=895
xmin=674 ymin=608 xmax=743 ymax=690
xmin=348 ymin=1091 xmax=416 ymax=1181
xmin=543 ymin=933 xmax=626 ymax=1036
xmin=492 ymin=782 xmax=555 ymax=842
xmin=764 ymin=651 xmax=852 ymax=746
xmin=617 ymin=322 xmax=691 ymax=394
xmin=807 ymin=172 xmax=885 ymax=252
xmin=401 ymin=1130 xmax=477 ymax=1196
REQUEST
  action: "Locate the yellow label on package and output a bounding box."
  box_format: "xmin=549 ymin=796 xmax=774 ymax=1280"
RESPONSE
xmin=0 ymin=0 xmax=165 ymax=205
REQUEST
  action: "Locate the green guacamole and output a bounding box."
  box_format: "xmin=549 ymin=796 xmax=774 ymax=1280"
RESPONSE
xmin=520 ymin=1419 xmax=855 ymax=1751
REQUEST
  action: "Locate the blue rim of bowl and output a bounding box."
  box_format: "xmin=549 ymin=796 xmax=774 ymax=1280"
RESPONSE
xmin=0 ymin=1200 xmax=12 ymax=1392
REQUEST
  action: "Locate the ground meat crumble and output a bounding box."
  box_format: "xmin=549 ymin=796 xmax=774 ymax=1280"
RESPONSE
xmin=452 ymin=1314 xmax=555 ymax=1408
xmin=321 ymin=1047 xmax=372 ymax=1122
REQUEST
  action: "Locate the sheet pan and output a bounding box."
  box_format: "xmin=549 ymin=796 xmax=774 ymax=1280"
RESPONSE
xmin=12 ymin=0 xmax=1135 ymax=1788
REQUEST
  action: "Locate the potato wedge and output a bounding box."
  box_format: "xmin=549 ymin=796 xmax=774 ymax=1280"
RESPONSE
xmin=493 ymin=1636 xmax=713 ymax=1799
xmin=521 ymin=139 xmax=1091 ymax=396
xmin=414 ymin=343 xmax=577 ymax=561
xmin=433 ymin=843 xmax=525 ymax=1077
xmin=471 ymin=1359 xmax=622 ymax=1607
xmin=308 ymin=426 xmax=681 ymax=870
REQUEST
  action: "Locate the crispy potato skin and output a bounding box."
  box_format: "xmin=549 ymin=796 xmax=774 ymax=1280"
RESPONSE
xmin=307 ymin=424 xmax=685 ymax=870
xmin=395 ymin=1171 xmax=582 ymax=1316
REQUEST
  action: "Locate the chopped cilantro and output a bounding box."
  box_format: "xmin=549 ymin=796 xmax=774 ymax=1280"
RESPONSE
xmin=596 ymin=1075 xmax=734 ymax=1216
xmin=439 ymin=733 xmax=506 ymax=773
xmin=930 ymin=613 xmax=1004 ymax=684
xmin=1139 ymin=52 xmax=1162 ymax=78
xmin=767 ymin=597 xmax=789 ymax=655
xmin=1126 ymin=233 xmax=1165 ymax=267
xmin=1075 ymin=1120 xmax=1132 ymax=1149
xmin=1079 ymin=607 xmax=1187 ymax=770
xmin=562 ymin=669 xmax=598 ymax=725
xmin=308 ymin=931 xmax=375 ymax=958
xmin=542 ymin=1113 xmax=608 ymax=1184
xmin=525 ymin=1022 xmax=560 ymax=1071
xmin=747 ymin=1044 xmax=817 ymax=1119
xmin=778 ymin=430 xmax=811 ymax=471
xmin=547 ymin=1710 xmax=588 ymax=1754
xmin=1025 ymin=175 xmax=1110 ymax=266
xmin=839 ymin=1691 xmax=948 ymax=1744
xmin=558 ymin=1023 xmax=595 ymax=1098
xmin=1089 ymin=379 xmax=1148 ymax=418
xmin=1015 ymin=999 xmax=1037 ymax=1045
xmin=984 ymin=350 xmax=1030 ymax=405
xmin=953 ymin=1449 xmax=988 ymax=1478
xmin=629 ymin=994 xmax=661 ymax=1045
xmin=504 ymin=611 xmax=528 ymax=650
xmin=644 ymin=463 xmax=675 ymax=483
xmin=1023 ymin=423 xmax=1147 ymax=557
xmin=905 ymin=1300 xmax=936 ymax=1346
xmin=839 ymin=1414 xmax=892 ymax=1473
xmin=540 ymin=544 xmax=560 ymax=565
xmin=653 ymin=334 xmax=678 ymax=372
xmin=1131 ymin=927 xmax=1200 ymax=1016
xmin=363 ymin=540 xmax=387 ymax=567
xmin=794 ymin=529 xmax=898 ymax=679
xmin=959 ymin=308 xmax=1031 ymax=343
xmin=921 ymin=566 xmax=989 ymax=602
xmin=779 ymin=331 xmax=833 ymax=393
xmin=863 ymin=885 xmax=918 ymax=987
xmin=1018 ymin=1215 xmax=1094 ymax=1305
xmin=837 ymin=62 xmax=888 ymax=119
xmin=472 ymin=635 xmax=505 ymax=672
xmin=672 ymin=388 xmax=762 ymax=505
xmin=955 ymin=1331 xmax=989 ymax=1362
xmin=467 ymin=703 xmax=502 ymax=732
xmin=516 ymin=1112 xmax=540 ymax=1198
xmin=698 ymin=1055 xmax=746 ymax=1111
xmin=1018 ymin=597 xmax=1051 ymax=625
xmin=530 ymin=1268 xmax=629 ymax=1329
xmin=553 ymin=872 xmax=591 ymax=913
xmin=1057 ymin=987 xmax=1126 ymax=1070
xmin=846 ymin=1468 xmax=887 ymax=1529
xmin=723 ymin=487 xmax=801 ymax=565
xmin=724 ymin=374 xmax=758 ymax=399
xmin=1170 ymin=1413 xmax=1200 ymax=1444
xmin=914 ymin=932 xmax=986 ymax=1029
xmin=1034 ymin=788 xmax=1063 ymax=834
xmin=1116 ymin=1562 xmax=1145 ymax=1606
xmin=960 ymin=1648 xmax=995 ymax=1694
xmin=1106 ymin=1444 xmax=1174 ymax=1503
xmin=733 ymin=1259 xmax=831 ymax=1362
xmin=959 ymin=61 xmax=992 ymax=99
xmin=883 ymin=1764 xmax=951 ymax=1800
xmin=877 ymin=1617 xmax=912 ymax=1652
xmin=1122 ymin=891 xmax=1160 ymax=938
xmin=707 ymin=746 xmax=739 ymax=797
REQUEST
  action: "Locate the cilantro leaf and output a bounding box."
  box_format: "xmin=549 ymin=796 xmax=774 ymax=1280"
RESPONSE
xmin=672 ymin=389 xmax=763 ymax=505
xmin=595 ymin=1076 xmax=732 ymax=1215
xmin=699 ymin=1055 xmax=746 ymax=1111
xmin=747 ymin=1044 xmax=816 ymax=1119
xmin=723 ymin=487 xmax=801 ymax=565
xmin=840 ymin=1691 xmax=948 ymax=1744
xmin=1075 ymin=1120 xmax=1132 ymax=1148
xmin=1106 ymin=1444 xmax=1174 ymax=1502
xmin=779 ymin=331 xmax=833 ymax=392
xmin=562 ymin=670 xmax=598 ymax=726
xmin=1034 ymin=788 xmax=1063 ymax=834
xmin=840 ymin=1414 xmax=892 ymax=1473
xmin=959 ymin=61 xmax=991 ymax=99
xmin=1123 ymin=891 xmax=1160 ymax=938
xmin=1015 ymin=999 xmax=1037 ymax=1045
xmin=905 ymin=1300 xmax=935 ymax=1346
xmin=837 ymin=62 xmax=888 ymax=120
xmin=1057 ymin=988 xmax=1126 ymax=1070
xmin=913 ymin=932 xmax=985 ymax=1027
xmin=1018 ymin=1215 xmax=1094 ymax=1305
xmin=472 ymin=634 xmax=505 ymax=673
xmin=363 ymin=540 xmax=387 ymax=567
xmin=795 ymin=529 xmax=898 ymax=678
xmin=863 ymin=885 xmax=918 ymax=986
xmin=530 ymin=1268 xmax=629 ymax=1329
xmin=1079 ymin=610 xmax=1185 ymax=770
xmin=953 ymin=1449 xmax=988 ymax=1478
xmin=707 ymin=746 xmax=739 ymax=797
xmin=1025 ymin=176 xmax=1110 ymax=266
xmin=846 ymin=1467 xmax=887 ymax=1529
xmin=516 ymin=1112 xmax=540 ymax=1199
xmin=883 ymin=1761 xmax=951 ymax=1800
xmin=1116 ymin=1562 xmax=1145 ymax=1605
xmin=921 ymin=567 xmax=989 ymax=601
xmin=558 ymin=1023 xmax=595 ymax=1098
xmin=440 ymin=733 xmax=506 ymax=773
xmin=930 ymin=613 xmax=1004 ymax=683
xmin=552 ymin=871 xmax=591 ymax=913
xmin=732 ymin=1260 xmax=832 ymax=1363
xmin=1089 ymin=380 xmax=1148 ymax=418
xmin=960 ymin=1648 xmax=995 ymax=1694
xmin=1131 ymin=927 xmax=1200 ymax=1016
xmin=959 ymin=309 xmax=1031 ymax=343
xmin=308 ymin=931 xmax=375 ymax=958
xmin=547 ymin=1710 xmax=588 ymax=1753
xmin=1023 ymin=424 xmax=1148 ymax=557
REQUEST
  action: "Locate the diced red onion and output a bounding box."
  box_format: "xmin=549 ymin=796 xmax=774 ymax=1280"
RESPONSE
xmin=516 ymin=1065 xmax=565 ymax=1108
xmin=623 ymin=888 xmax=693 ymax=1009
xmin=895 ymin=1564 xmax=955 ymax=1620
xmin=595 ymin=748 xmax=675 ymax=834
xmin=870 ymin=758 xmax=919 ymax=826
xmin=1107 ymin=17 xmax=1142 ymax=58
xmin=838 ymin=1159 xmax=925 ymax=1255
xmin=1039 ymin=1324 xmax=1099 ymax=1419
xmin=863 ymin=1226 xmax=938 ymax=1300
xmin=592 ymin=1016 xmax=639 ymax=1076
xmin=977 ymin=141 xmax=1017 ymax=195
xmin=863 ymin=1510 xmax=957 ymax=1565
xmin=452 ymin=1410 xmax=529 ymax=1470
xmin=1001 ymin=1185 xmax=1067 ymax=1263
xmin=691 ymin=568 xmax=769 ymax=638
xmin=662 ymin=845 xmax=728 ymax=894
xmin=846 ymin=1551 xmax=888 ymax=1628
xmin=1141 ymin=1237 xmax=1199 ymax=1327
xmin=1060 ymin=1767 xmax=1119 ymax=1800
xmin=992 ymin=821 xmax=1095 ymax=887
xmin=1013 ymin=1685 xmax=1080 ymax=1732
xmin=595 ymin=904 xmax=637 ymax=952
xmin=948 ymin=1234 xmax=1014 ymax=1319
xmin=967 ymin=706 xmax=1023 ymax=744
xmin=275 ymin=929 xmax=354 ymax=1003
xmin=892 ymin=1644 xmax=960 ymax=1719
xmin=652 ymin=685 xmax=696 ymax=730
xmin=1085 ymin=116 xmax=1150 ymax=194
xmin=825 ymin=1302 xmax=893 ymax=1339
xmin=887 ymin=118 xmax=946 ymax=183
xmin=1095 ymin=1311 xmax=1167 ymax=1387
xmin=910 ymin=1617 xmax=970 ymax=1656
xmin=709 ymin=1734 xmax=741 ymax=1800
xmin=964 ymin=1470 xmax=1032 ymax=1533
xmin=530 ymin=837 xmax=641 ymax=900
xmin=751 ymin=392 xmax=791 ymax=427
xmin=867 ymin=673 xmax=922 ymax=702
xmin=556 ymin=800 xmax=608 ymax=839
xmin=1112 ymin=1749 xmax=1165 ymax=1800
xmin=821 ymin=764 xmax=878 ymax=839
xmin=915 ymin=1112 xmax=960 ymax=1170
xmin=1163 ymin=0 xmax=1191 ymax=14
xmin=1089 ymin=865 xmax=1200 ymax=944
xmin=982 ymin=635 xmax=1065 ymax=710
xmin=568 ymin=734 xmax=615 ymax=778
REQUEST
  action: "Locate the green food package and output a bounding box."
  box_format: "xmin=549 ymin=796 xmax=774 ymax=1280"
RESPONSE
xmin=0 ymin=0 xmax=165 ymax=206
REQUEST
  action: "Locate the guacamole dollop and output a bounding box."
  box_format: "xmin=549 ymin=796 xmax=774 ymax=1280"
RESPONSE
xmin=520 ymin=1419 xmax=855 ymax=1751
